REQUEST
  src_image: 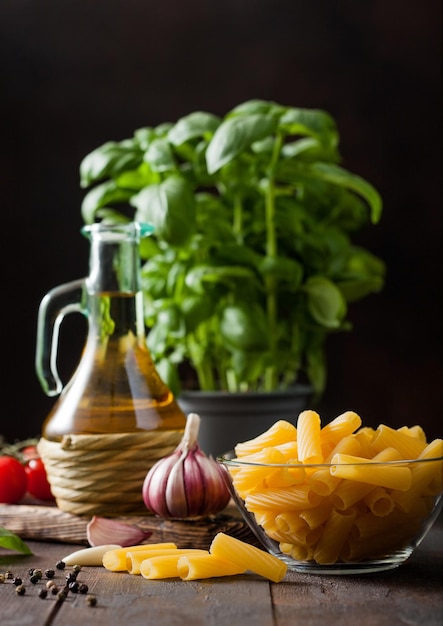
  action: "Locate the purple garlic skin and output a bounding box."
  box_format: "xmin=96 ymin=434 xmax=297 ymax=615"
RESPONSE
xmin=142 ymin=413 xmax=231 ymax=519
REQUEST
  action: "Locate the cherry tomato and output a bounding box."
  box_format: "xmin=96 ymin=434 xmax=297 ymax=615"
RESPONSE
xmin=21 ymin=445 xmax=39 ymax=461
xmin=25 ymin=458 xmax=55 ymax=501
xmin=0 ymin=455 xmax=28 ymax=503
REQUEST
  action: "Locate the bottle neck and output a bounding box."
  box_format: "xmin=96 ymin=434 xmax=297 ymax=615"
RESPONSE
xmin=84 ymin=223 xmax=142 ymax=295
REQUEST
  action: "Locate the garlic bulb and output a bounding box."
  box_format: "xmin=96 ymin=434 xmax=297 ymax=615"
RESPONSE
xmin=142 ymin=413 xmax=231 ymax=519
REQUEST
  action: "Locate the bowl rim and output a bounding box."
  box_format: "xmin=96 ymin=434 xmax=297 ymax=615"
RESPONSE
xmin=217 ymin=453 xmax=443 ymax=469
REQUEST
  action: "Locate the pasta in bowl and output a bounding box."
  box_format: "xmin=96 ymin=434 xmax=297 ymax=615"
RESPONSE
xmin=218 ymin=410 xmax=443 ymax=574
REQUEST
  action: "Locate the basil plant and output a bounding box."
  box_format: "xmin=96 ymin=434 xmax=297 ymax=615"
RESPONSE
xmin=80 ymin=99 xmax=385 ymax=398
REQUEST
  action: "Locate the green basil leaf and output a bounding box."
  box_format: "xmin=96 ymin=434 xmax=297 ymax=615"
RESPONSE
xmin=308 ymin=162 xmax=383 ymax=224
xmin=144 ymin=138 xmax=176 ymax=172
xmin=220 ymin=304 xmax=269 ymax=350
xmin=0 ymin=527 xmax=33 ymax=554
xmin=259 ymin=256 xmax=303 ymax=289
xmin=80 ymin=141 xmax=142 ymax=187
xmin=206 ymin=114 xmax=279 ymax=174
xmin=279 ymin=108 xmax=339 ymax=149
xmin=168 ymin=112 xmax=220 ymax=145
xmin=131 ymin=177 xmax=196 ymax=246
xmin=81 ymin=181 xmax=134 ymax=224
xmin=228 ymin=99 xmax=285 ymax=117
xmin=304 ymin=276 xmax=347 ymax=328
xmin=185 ymin=265 xmax=256 ymax=294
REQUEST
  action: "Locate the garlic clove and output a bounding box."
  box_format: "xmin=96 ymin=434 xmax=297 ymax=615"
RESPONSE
xmin=61 ymin=544 xmax=122 ymax=566
xmin=86 ymin=516 xmax=152 ymax=547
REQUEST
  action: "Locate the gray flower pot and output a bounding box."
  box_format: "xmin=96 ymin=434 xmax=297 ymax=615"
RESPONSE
xmin=178 ymin=385 xmax=314 ymax=458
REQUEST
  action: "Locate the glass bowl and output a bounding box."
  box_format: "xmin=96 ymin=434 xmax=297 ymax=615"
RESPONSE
xmin=218 ymin=453 xmax=443 ymax=575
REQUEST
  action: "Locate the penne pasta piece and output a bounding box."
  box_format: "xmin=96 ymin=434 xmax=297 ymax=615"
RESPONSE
xmin=274 ymin=441 xmax=299 ymax=460
xmin=391 ymin=440 xmax=443 ymax=511
xmin=330 ymin=453 xmax=412 ymax=491
xmin=320 ymin=411 xmax=362 ymax=446
xmin=245 ymin=484 xmax=322 ymax=512
xmin=102 ymin=542 xmax=177 ymax=571
xmin=140 ymin=554 xmax=185 ymax=579
xmin=275 ymin=511 xmax=307 ymax=534
xmin=353 ymin=427 xmax=376 ymax=458
xmin=313 ymin=507 xmax=356 ymax=564
xmin=324 ymin=434 xmax=361 ymax=462
xmin=177 ymin=554 xmax=247 ymax=580
xmin=264 ymin=463 xmax=306 ymax=488
xmin=363 ymin=486 xmax=395 ymax=517
xmin=231 ymin=448 xmax=285 ymax=497
xmin=297 ymin=410 xmax=323 ymax=463
xmin=397 ymin=425 xmax=427 ymax=442
xmin=371 ymin=424 xmax=427 ymax=459
xmin=299 ymin=499 xmax=334 ymax=529
xmin=308 ymin=468 xmax=341 ymax=496
xmin=210 ymin=532 xmax=287 ymax=582
xmin=234 ymin=420 xmax=297 ymax=457
xmin=127 ymin=549 xmax=208 ymax=575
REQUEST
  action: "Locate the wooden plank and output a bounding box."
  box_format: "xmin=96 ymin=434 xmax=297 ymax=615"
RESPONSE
xmin=0 ymin=503 xmax=260 ymax=549
xmin=0 ymin=540 xmax=274 ymax=626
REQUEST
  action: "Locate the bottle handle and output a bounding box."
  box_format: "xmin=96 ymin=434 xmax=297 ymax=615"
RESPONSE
xmin=35 ymin=278 xmax=86 ymax=396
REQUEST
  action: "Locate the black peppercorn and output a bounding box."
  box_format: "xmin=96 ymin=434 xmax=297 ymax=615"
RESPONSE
xmin=69 ymin=581 xmax=79 ymax=593
xmin=12 ymin=577 xmax=23 ymax=586
xmin=39 ymin=588 xmax=48 ymax=599
xmin=45 ymin=568 xmax=55 ymax=579
xmin=15 ymin=584 xmax=26 ymax=595
xmin=56 ymin=560 xmax=66 ymax=570
xmin=30 ymin=574 xmax=40 ymax=584
xmin=79 ymin=583 xmax=89 ymax=594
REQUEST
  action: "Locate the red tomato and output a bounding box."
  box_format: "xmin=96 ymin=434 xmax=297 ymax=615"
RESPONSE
xmin=21 ymin=445 xmax=39 ymax=461
xmin=25 ymin=458 xmax=55 ymax=501
xmin=0 ymin=456 xmax=28 ymax=503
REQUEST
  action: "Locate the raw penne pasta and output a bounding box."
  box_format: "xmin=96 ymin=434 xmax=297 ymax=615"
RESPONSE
xmin=275 ymin=511 xmax=307 ymax=534
xmin=264 ymin=463 xmax=306 ymax=488
xmin=231 ymin=448 xmax=285 ymax=496
xmin=245 ymin=484 xmax=321 ymax=512
xmin=330 ymin=453 xmax=412 ymax=491
xmin=397 ymin=425 xmax=427 ymax=442
xmin=297 ymin=410 xmax=323 ymax=463
xmin=308 ymin=467 xmax=341 ymax=496
xmin=323 ymin=434 xmax=361 ymax=462
xmin=370 ymin=424 xmax=427 ymax=459
xmin=102 ymin=542 xmax=177 ymax=571
xmin=210 ymin=532 xmax=287 ymax=582
xmin=331 ymin=480 xmax=375 ymax=511
xmin=363 ymin=486 xmax=395 ymax=516
xmin=224 ymin=414 xmax=443 ymax=567
xmin=320 ymin=411 xmax=362 ymax=446
xmin=299 ymin=499 xmax=334 ymax=529
xmin=313 ymin=508 xmax=356 ymax=565
xmin=353 ymin=427 xmax=376 ymax=458
xmin=274 ymin=441 xmax=299 ymax=459
xmin=127 ymin=548 xmax=207 ymax=575
xmin=234 ymin=420 xmax=297 ymax=457
xmin=140 ymin=554 xmax=191 ymax=579
xmin=177 ymin=554 xmax=247 ymax=580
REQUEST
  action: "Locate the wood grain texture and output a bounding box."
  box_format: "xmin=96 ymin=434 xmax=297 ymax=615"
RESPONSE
xmin=0 ymin=502 xmax=259 ymax=549
xmin=0 ymin=520 xmax=442 ymax=626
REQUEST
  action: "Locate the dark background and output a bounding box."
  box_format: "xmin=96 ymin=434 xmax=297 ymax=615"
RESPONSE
xmin=1 ymin=0 xmax=442 ymax=442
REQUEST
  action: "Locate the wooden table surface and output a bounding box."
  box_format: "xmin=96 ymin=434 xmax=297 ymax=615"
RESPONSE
xmin=1 ymin=515 xmax=442 ymax=626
